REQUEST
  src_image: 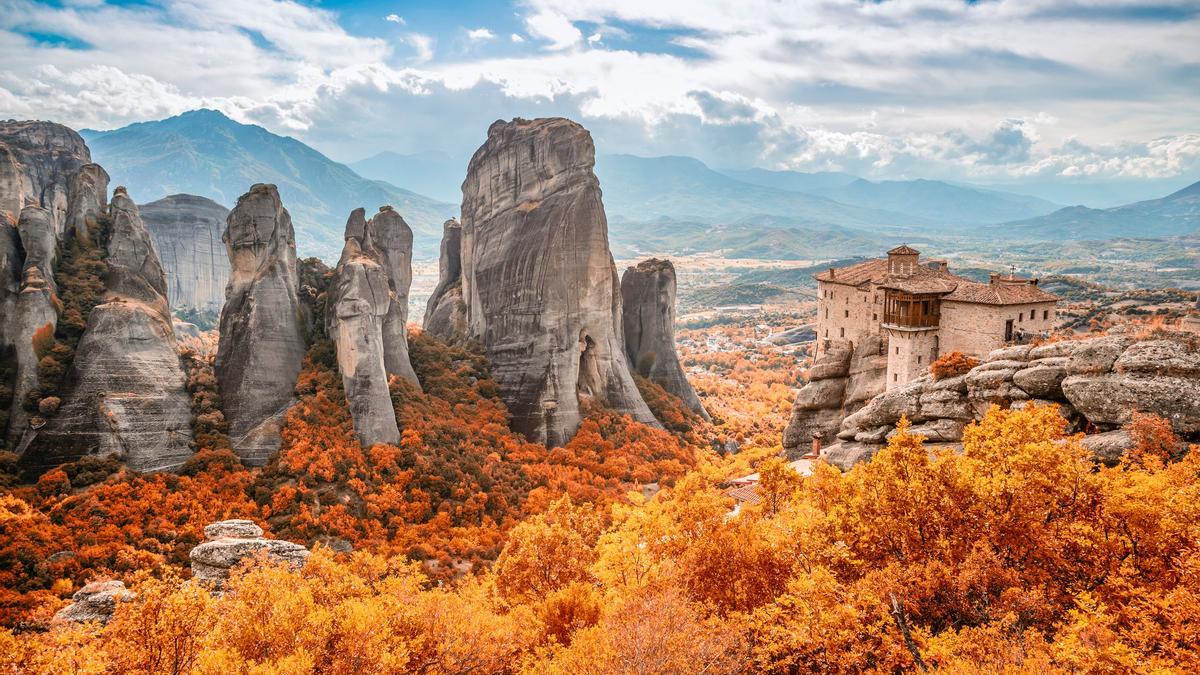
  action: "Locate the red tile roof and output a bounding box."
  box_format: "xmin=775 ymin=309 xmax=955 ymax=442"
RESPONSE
xmin=816 ymin=255 xmax=1060 ymax=306
xmin=813 ymin=258 xmax=889 ymax=286
xmin=943 ymin=279 xmax=1059 ymax=305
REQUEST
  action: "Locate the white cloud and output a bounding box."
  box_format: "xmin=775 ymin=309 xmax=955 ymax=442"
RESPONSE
xmin=0 ymin=0 xmax=1197 ymax=185
xmin=524 ymin=11 xmax=582 ymax=50
xmin=385 ymin=14 xmax=405 ymax=25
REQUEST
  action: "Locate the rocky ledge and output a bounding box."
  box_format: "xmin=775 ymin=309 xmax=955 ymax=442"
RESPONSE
xmin=822 ymin=329 xmax=1200 ymax=470
xmin=189 ymin=519 xmax=310 ymax=589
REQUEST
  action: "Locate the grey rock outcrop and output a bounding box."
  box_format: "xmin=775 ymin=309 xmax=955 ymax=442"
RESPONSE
xmin=141 ymin=194 xmax=230 ymax=313
xmin=65 ymin=164 xmax=109 ymax=242
xmin=459 ymin=118 xmax=656 ymax=446
xmin=782 ymin=336 xmax=887 ymax=457
xmin=22 ymin=188 xmax=193 ymax=474
xmin=329 ymin=209 xmax=401 ymax=447
xmin=423 ymin=218 xmax=468 ymax=342
xmin=52 ymin=580 xmax=135 ymax=625
xmin=0 ymin=121 xmax=91 ymax=233
xmin=215 ymin=184 xmax=307 ymax=465
xmin=190 ymin=519 xmax=309 ymax=588
xmin=363 ymin=206 xmax=419 ymax=387
xmin=621 ymin=258 xmax=709 ymax=420
xmin=824 ymin=331 xmax=1200 ymax=470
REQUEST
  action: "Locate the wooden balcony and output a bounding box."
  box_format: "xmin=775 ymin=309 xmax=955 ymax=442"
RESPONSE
xmin=881 ymin=292 xmax=941 ymax=329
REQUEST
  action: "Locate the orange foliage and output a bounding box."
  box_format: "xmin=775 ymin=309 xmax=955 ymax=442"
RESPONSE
xmin=930 ymin=350 xmax=980 ymax=380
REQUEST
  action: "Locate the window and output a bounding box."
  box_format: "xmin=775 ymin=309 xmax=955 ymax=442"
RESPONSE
xmin=840 ymin=327 xmax=845 ymax=337
xmin=917 ymin=355 xmax=922 ymax=364
xmin=1043 ymin=310 xmax=1049 ymax=320
xmin=825 ymin=308 xmax=829 ymax=319
xmin=893 ymin=373 xmax=898 ymax=382
xmin=1030 ymin=309 xmax=1036 ymax=320
xmin=824 ymin=329 xmax=828 ymax=337
xmin=1018 ymin=313 xmax=1023 ymax=322
xmin=895 ymin=346 xmax=900 ymax=355
xmin=844 ymin=310 xmax=849 ymax=318
xmin=873 ymin=313 xmax=878 ymax=321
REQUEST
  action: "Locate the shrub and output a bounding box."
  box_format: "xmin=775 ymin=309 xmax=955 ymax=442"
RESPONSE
xmin=930 ymin=351 xmax=980 ymax=380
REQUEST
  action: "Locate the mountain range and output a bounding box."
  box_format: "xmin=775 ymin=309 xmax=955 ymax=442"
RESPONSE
xmin=82 ymin=110 xmax=457 ymax=259
xmin=79 ymin=109 xmax=1200 ymax=260
xmin=990 ymin=180 xmax=1200 ymax=240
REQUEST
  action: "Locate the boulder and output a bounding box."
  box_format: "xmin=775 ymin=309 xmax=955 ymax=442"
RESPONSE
xmin=918 ymin=388 xmax=974 ymax=420
xmin=822 ymin=442 xmax=881 ymax=472
xmin=1062 ymin=373 xmax=1200 ymax=434
xmin=893 ymin=418 xmax=965 ymax=443
xmin=423 ymin=218 xmax=468 ymax=342
xmin=204 ymin=519 xmax=263 ymax=539
xmin=215 ymin=184 xmax=307 ymax=465
xmin=808 ymin=342 xmax=853 ymax=381
xmin=1079 ymin=429 xmax=1134 ymax=466
xmin=458 ymin=118 xmax=656 ymax=446
xmin=52 ymin=580 xmax=134 ymax=625
xmin=191 ymin=519 xmax=309 ymax=588
xmin=1028 ymin=340 xmax=1077 ymax=360
xmin=841 ymin=379 xmax=923 ymax=432
xmin=987 ymin=344 xmax=1032 ymax=362
xmin=363 ymin=206 xmax=420 ymax=387
xmin=621 ymin=258 xmax=709 ymax=420
xmin=140 ymin=194 xmax=230 ymax=313
xmin=1012 ymin=359 xmax=1069 ymax=399
xmin=1067 ymin=335 xmax=1130 ymax=375
xmin=329 ymin=211 xmax=401 ymax=447
xmin=843 ymin=335 xmax=888 ymax=408
xmin=1113 ymin=340 xmax=1200 ymax=377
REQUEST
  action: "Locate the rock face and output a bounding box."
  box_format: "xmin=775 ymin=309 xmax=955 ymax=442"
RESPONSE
xmin=190 ymin=519 xmax=309 ymax=588
xmin=459 ymin=118 xmax=656 ymax=446
xmin=823 ymin=330 xmax=1200 ymax=469
xmin=782 ymin=336 xmax=887 ymax=458
xmin=141 ymin=194 xmax=230 ymax=314
xmin=363 ymin=206 xmax=420 ymax=387
xmin=52 ymin=580 xmax=135 ymax=625
xmin=0 ymin=122 xmax=98 ymax=448
xmin=423 ymin=218 xmax=467 ymax=342
xmin=329 ymin=208 xmax=401 ymax=447
xmin=216 ymin=184 xmax=307 ymax=466
xmin=0 ymin=121 xmax=91 ymax=232
xmin=620 ymin=258 xmax=709 ymax=420
xmin=22 ymin=188 xmax=194 ymax=474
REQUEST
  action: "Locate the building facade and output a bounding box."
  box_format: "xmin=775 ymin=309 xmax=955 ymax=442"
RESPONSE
xmin=815 ymin=246 xmax=1059 ymax=390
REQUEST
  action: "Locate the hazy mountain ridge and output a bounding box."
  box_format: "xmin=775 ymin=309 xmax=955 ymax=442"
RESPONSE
xmin=993 ymin=180 xmax=1200 ymax=240
xmin=81 ymin=110 xmax=457 ymax=259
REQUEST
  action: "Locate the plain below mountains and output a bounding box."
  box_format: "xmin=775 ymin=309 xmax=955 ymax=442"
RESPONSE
xmin=81 ymin=109 xmax=456 ymax=259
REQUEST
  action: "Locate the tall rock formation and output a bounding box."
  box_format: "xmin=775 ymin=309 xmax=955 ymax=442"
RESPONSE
xmin=21 ymin=188 xmax=194 ymax=474
xmin=328 ymin=208 xmax=401 ymax=447
xmin=65 ymin=164 xmax=109 ymax=242
xmin=423 ymin=218 xmax=467 ymax=342
xmin=364 ymin=206 xmax=419 ymax=386
xmin=215 ymin=184 xmax=307 ymax=465
xmin=620 ymin=258 xmax=710 ymax=420
xmin=140 ymin=194 xmax=230 ymax=315
xmin=1 ymin=122 xmax=98 ymax=447
xmin=0 ymin=121 xmax=91 ymax=234
xmin=459 ymin=117 xmax=656 ymax=446
xmin=781 ymin=336 xmax=888 ymax=458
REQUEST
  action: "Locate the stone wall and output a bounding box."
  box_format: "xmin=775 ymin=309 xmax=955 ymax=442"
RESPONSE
xmin=884 ymin=327 xmax=938 ymax=389
xmin=939 ymin=300 xmax=1057 ymax=357
xmin=815 ymin=280 xmax=880 ymax=355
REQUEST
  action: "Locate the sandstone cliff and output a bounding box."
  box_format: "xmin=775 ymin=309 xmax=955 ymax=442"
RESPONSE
xmin=459 ymin=117 xmax=656 ymax=446
xmin=329 ymin=208 xmax=401 ymax=447
xmin=822 ymin=329 xmax=1200 ymax=470
xmin=215 ymin=184 xmax=307 ymax=465
xmin=620 ymin=258 xmax=709 ymax=420
xmin=140 ymin=194 xmax=230 ymax=314
xmin=0 ymin=121 xmax=91 ymax=233
xmin=21 ymin=188 xmax=194 ymax=474
xmin=781 ymin=336 xmax=888 ymax=458
xmin=363 ymin=206 xmax=419 ymax=387
xmin=423 ymin=218 xmax=467 ymax=342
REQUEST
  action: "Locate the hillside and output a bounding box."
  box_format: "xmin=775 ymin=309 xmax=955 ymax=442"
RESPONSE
xmin=607 ymin=215 xmax=886 ymax=259
xmin=349 ymin=150 xmax=467 ymax=204
xmin=815 ymin=178 xmax=1060 ymax=225
xmin=993 ymin=180 xmax=1200 ymax=240
xmin=81 ymin=110 xmax=456 ymax=259
xmin=593 ymin=154 xmax=922 ymax=227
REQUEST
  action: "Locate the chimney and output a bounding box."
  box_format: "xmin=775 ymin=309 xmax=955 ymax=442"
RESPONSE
xmin=808 ymin=432 xmax=823 ymax=459
xmin=828 ymin=267 xmax=835 ymax=278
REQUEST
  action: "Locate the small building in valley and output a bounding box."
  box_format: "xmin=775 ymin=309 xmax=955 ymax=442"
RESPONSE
xmin=814 ymin=246 xmax=1060 ymax=389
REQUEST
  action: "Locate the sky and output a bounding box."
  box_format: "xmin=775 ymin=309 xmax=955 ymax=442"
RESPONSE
xmin=1 ymin=0 xmax=1199 ymax=195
